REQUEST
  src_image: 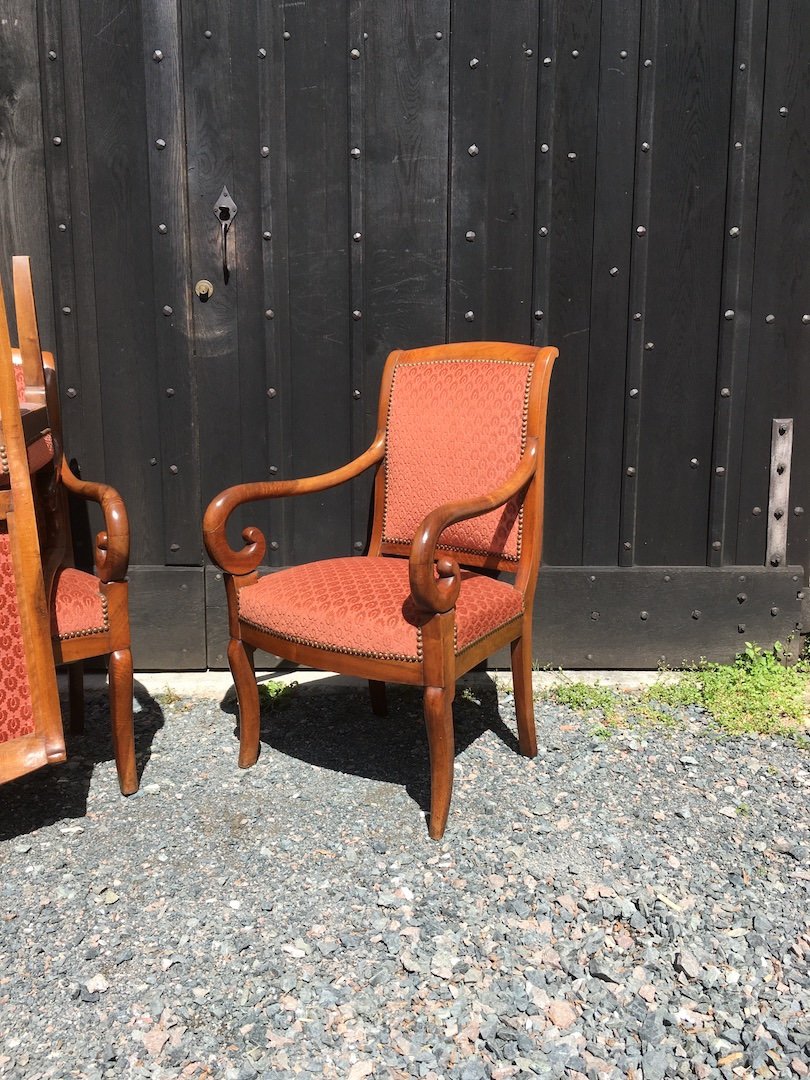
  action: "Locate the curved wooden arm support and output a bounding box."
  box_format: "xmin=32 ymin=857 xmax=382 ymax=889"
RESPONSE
xmin=59 ymin=458 xmax=130 ymax=582
xmin=203 ymin=434 xmax=386 ymax=575
xmin=409 ymin=439 xmax=538 ymax=614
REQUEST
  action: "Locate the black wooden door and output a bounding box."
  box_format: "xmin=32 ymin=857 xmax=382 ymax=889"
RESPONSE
xmin=0 ymin=0 xmax=807 ymax=669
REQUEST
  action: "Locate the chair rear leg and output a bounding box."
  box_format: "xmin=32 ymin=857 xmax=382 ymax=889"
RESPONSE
xmin=368 ymin=679 xmax=388 ymax=717
xmin=423 ymin=685 xmax=454 ymax=840
xmin=68 ymin=661 xmax=85 ymax=734
xmin=108 ymin=647 xmax=138 ymax=795
xmin=228 ymin=637 xmax=260 ymax=768
xmin=510 ymin=628 xmax=537 ymax=758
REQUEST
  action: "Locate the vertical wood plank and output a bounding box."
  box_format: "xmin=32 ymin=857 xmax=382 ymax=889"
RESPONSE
xmin=78 ymin=0 xmax=164 ymax=566
xmin=447 ymin=0 xmax=539 ymax=343
xmin=534 ymin=0 xmax=601 ymax=566
xmin=630 ymin=0 xmax=736 ymax=566
xmin=142 ymin=0 xmax=200 ymax=565
xmin=736 ymin=2 xmax=810 ymax=570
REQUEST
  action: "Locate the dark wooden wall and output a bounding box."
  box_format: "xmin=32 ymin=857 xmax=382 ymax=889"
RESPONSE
xmin=0 ymin=0 xmax=807 ymax=668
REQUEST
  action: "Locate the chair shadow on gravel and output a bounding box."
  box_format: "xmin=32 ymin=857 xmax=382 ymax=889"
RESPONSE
xmin=0 ymin=681 xmax=164 ymax=842
xmin=220 ymin=675 xmax=518 ymax=819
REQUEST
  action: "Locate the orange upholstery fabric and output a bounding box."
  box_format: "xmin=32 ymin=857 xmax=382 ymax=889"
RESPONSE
xmin=382 ymin=359 xmax=533 ymax=561
xmin=51 ymin=568 xmax=109 ymax=640
xmin=238 ymin=556 xmax=524 ymax=662
xmin=0 ymin=534 xmax=36 ymax=743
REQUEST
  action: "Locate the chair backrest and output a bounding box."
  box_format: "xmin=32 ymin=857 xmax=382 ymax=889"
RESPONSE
xmin=370 ymin=341 xmax=557 ymax=579
xmin=0 ymin=276 xmax=65 ymax=779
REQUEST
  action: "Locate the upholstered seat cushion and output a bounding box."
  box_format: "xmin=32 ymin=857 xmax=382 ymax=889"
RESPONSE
xmin=51 ymin=568 xmax=109 ymax=640
xmin=237 ymin=556 xmax=524 ymax=663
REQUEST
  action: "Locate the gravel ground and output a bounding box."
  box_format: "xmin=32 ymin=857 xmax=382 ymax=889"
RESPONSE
xmin=0 ymin=677 xmax=808 ymax=1080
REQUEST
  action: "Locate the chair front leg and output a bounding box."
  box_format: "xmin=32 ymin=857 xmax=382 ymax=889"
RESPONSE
xmin=228 ymin=637 xmax=260 ymax=768
xmin=423 ymin=685 xmax=455 ymax=840
xmin=109 ymin=647 xmax=138 ymax=795
xmin=510 ymin=619 xmax=537 ymax=758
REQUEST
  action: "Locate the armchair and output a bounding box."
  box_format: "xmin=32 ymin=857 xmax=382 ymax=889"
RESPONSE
xmin=10 ymin=256 xmax=137 ymax=794
xmin=204 ymin=341 xmax=558 ymax=838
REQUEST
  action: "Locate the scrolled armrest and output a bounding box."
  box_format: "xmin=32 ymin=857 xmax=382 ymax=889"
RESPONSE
xmin=409 ymin=440 xmax=538 ymax=613
xmin=203 ymin=435 xmax=385 ymax=576
xmin=60 ymin=458 xmax=129 ymax=582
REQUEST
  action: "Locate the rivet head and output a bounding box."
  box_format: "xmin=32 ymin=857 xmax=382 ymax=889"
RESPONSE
xmin=720 ymin=387 xmax=730 ymax=397
xmin=282 ymin=31 xmax=290 ymax=40
xmin=52 ymin=136 xmax=62 ymax=146
xmin=567 ymin=151 xmax=577 ymax=160
xmin=640 ymin=610 xmax=648 ymax=620
xmin=641 ymin=142 xmax=650 ymax=152
xmin=66 ymin=387 xmax=77 ymax=398
xmin=738 ymin=624 xmax=746 ymax=633
xmin=157 ymin=223 xmax=168 ymax=234
xmin=724 ymin=310 xmax=734 ymax=320
xmin=260 ymin=146 xmax=270 ymax=157
xmin=629 ymin=388 xmax=639 ymax=398
xmin=354 ymin=541 xmax=364 ymax=551
xmin=752 ymin=506 xmax=762 ymax=515
xmin=643 ymin=58 xmax=652 ymax=67
xmin=524 ymin=49 xmax=533 ymax=57
xmin=779 ymin=106 xmax=788 ymax=117
xmin=663 ymin=574 xmax=671 ymax=582
xmin=620 ymin=50 xmax=628 ymax=59
xmin=258 ymin=48 xmax=266 ymax=59
xmin=712 ymin=540 xmax=721 ymax=550
xmin=58 ymin=223 xmax=67 ymax=232
xmin=267 ymin=388 xmax=277 ymax=398
xmin=765 ymin=313 xmax=775 ymax=323
xmin=609 ymin=266 xmax=619 ymax=277
xmin=152 ymin=50 xmax=164 ymax=62
xmin=538 ymin=226 xmax=548 ymax=237
xmin=636 ymin=225 xmax=647 ymax=236
xmin=61 ymin=306 xmax=71 ymax=315
xmin=204 ymin=30 xmax=212 ymax=39
xmin=468 ymin=144 xmax=479 ymax=156
xmin=770 ymin=556 xmax=781 ymax=567
xmin=353 ymin=389 xmax=361 ymax=399
xmin=533 ymin=310 xmax=544 ymax=321
xmin=644 ymin=341 xmax=654 ymax=350
xmin=350 ymin=147 xmax=361 ymax=158
xmin=590 ymin=611 xmax=600 ymax=621
xmin=739 ymin=62 xmax=746 ymax=71
xmin=169 ymin=464 xmax=178 ymax=474
xmin=352 ymin=309 xmax=362 ymax=320
xmin=265 ymin=309 xmax=274 ymax=320
xmin=633 ymin=312 xmax=642 ymax=320
xmin=623 ymin=541 xmax=631 ymax=550
xmin=588 ymin=575 xmax=596 ymax=582
xmin=690 ymin=458 xmax=699 ymax=468
xmin=794 ymin=506 xmax=804 ymax=515
xmin=774 ymin=509 xmax=784 ymax=520
xmin=543 ymin=56 xmax=552 ymax=66
xmin=540 ymin=143 xmax=549 ymax=154
xmin=715 ymin=466 xmax=725 ymax=475
xmin=170 ymin=543 xmax=180 ymax=552
xmin=149 ymin=457 xmax=157 ymax=466
xmin=269 ymin=465 xmax=278 ymax=474
xmin=263 ymin=230 xmax=271 ymax=240
xmin=270 ymin=540 xmax=280 ymax=550
xmin=155 ymin=138 xmax=166 ymax=150
xmin=626 ymin=466 xmax=636 ymax=477
xmin=729 ymin=226 xmax=740 ymax=237
xmin=165 ymin=387 xmax=175 ymax=397
xmin=352 ymin=231 xmax=362 ymax=242
xmin=770 ymin=606 xmax=779 ymax=616
xmin=802 ymin=314 xmax=810 ymax=324
xmin=465 ymin=230 xmax=476 ymax=242
xmin=734 ymin=141 xmax=742 ymax=150
xmin=350 ymin=48 xmax=360 ymax=59
xmin=48 ymin=50 xmax=57 ymax=60
xmin=572 ymin=50 xmax=579 ymax=58
xmin=585 ymin=654 xmax=594 ymax=662
xmin=469 ymin=57 xmax=479 ymax=68
xmin=162 ymin=305 xmax=173 ymax=316
xmin=464 ymin=310 xmax=475 ymax=322
xmin=434 ymin=31 xmax=443 ymax=40
xmin=737 ymin=593 xmax=747 ymax=603
xmin=691 ymin=609 xmax=701 ymax=620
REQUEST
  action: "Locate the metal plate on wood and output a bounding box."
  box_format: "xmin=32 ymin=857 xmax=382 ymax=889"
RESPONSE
xmin=766 ymin=418 xmax=793 ymax=568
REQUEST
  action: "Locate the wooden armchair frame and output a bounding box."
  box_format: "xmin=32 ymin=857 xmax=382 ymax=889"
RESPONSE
xmin=11 ymin=256 xmax=137 ymax=794
xmin=204 ymin=341 xmax=558 ymax=838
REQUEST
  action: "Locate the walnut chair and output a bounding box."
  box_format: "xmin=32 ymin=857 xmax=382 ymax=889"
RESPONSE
xmin=205 ymin=342 xmax=558 ymax=838
xmin=8 ymin=256 xmax=138 ymax=795
xmin=0 ymin=278 xmax=66 ymax=783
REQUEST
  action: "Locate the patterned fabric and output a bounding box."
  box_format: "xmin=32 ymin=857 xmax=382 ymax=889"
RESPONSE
xmin=238 ymin=556 xmax=523 ymax=662
xmin=0 ymin=533 xmax=36 ymax=743
xmin=51 ymin=568 xmax=109 ymax=640
xmin=382 ymin=359 xmax=533 ymax=562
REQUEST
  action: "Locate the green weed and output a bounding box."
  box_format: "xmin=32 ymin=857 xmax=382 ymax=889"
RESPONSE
xmin=258 ymin=680 xmax=297 ymax=711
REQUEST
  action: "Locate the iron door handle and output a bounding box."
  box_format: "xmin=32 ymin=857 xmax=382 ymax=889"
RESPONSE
xmin=213 ymin=186 xmax=237 ymax=284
